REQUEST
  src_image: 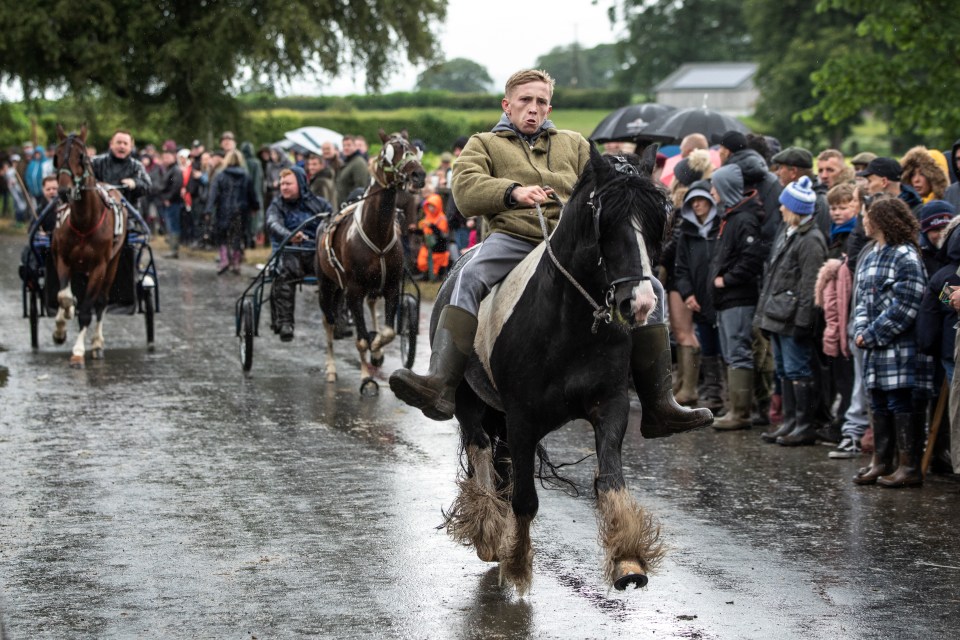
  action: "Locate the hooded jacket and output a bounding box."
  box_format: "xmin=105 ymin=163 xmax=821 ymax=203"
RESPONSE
xmin=901 ymin=146 xmax=949 ymax=202
xmin=674 ymin=186 xmax=720 ymax=324
xmin=206 ymin=166 xmax=259 ymax=233
xmin=725 ymin=147 xmax=783 ymax=245
xmin=708 ymin=190 xmax=766 ymax=310
xmin=265 ymin=166 xmax=333 ymax=248
xmin=917 ymin=216 xmax=960 ymax=361
xmin=25 ymin=147 xmax=47 ymax=197
xmin=452 ymin=114 xmax=590 ymax=244
xmin=755 ymin=216 xmax=827 ymax=337
xmin=945 ymin=138 xmax=960 ymax=210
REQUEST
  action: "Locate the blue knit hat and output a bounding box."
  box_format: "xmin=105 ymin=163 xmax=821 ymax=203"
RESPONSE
xmin=779 ymin=176 xmax=817 ymax=215
xmin=918 ymin=200 xmax=956 ymax=233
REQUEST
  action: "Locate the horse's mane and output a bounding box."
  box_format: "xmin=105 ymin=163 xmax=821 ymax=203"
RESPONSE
xmin=564 ymin=152 xmax=669 ymax=266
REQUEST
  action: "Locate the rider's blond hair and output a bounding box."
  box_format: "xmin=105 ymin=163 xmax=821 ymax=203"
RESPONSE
xmin=505 ymin=69 xmax=555 ymax=98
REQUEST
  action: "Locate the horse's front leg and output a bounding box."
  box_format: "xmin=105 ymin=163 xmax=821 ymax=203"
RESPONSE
xmin=590 ymin=392 xmax=665 ymax=590
xmin=370 ymin=291 xmax=398 ymax=356
xmin=90 ymin=308 xmax=106 ymax=360
xmin=52 ymin=260 xmax=74 ymax=345
xmin=498 ymin=416 xmax=538 ymax=596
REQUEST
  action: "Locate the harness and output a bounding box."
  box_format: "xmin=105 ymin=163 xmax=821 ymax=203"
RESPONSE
xmin=535 ymin=156 xmax=649 ymax=334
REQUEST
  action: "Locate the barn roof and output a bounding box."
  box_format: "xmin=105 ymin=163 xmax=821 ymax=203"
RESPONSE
xmin=654 ymin=62 xmax=758 ymax=92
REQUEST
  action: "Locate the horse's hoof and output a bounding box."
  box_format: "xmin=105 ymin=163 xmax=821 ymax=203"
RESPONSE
xmin=91 ymin=348 xmax=104 ymax=360
xmin=52 ymin=333 xmax=66 ymax=345
xmin=613 ymin=572 xmax=648 ymax=591
xmin=360 ymin=377 xmax=379 ymax=396
xmin=69 ymin=355 xmax=85 ymax=369
xmin=371 ymin=353 xmax=385 ymax=367
xmin=326 ymin=372 xmax=337 ymax=383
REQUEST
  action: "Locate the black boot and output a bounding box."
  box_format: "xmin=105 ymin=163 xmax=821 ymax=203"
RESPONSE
xmin=632 ymin=324 xmax=714 ymax=438
xmin=878 ymin=412 xmax=924 ymax=488
xmin=761 ymin=378 xmax=795 ymax=443
xmin=389 ymin=305 xmax=477 ymax=421
xmin=853 ymin=413 xmax=895 ymax=485
xmin=777 ymin=378 xmax=819 ymax=446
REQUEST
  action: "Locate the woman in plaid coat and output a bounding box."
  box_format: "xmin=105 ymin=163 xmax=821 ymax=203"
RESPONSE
xmin=853 ymin=196 xmax=928 ymax=487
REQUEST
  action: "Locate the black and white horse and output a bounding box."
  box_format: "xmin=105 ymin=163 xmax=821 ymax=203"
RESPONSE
xmin=437 ymin=146 xmax=669 ymax=594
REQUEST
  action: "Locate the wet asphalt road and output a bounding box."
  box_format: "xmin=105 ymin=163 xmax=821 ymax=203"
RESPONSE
xmin=1 ymin=232 xmax=960 ymax=639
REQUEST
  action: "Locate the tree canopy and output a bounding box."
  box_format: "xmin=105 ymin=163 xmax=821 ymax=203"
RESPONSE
xmin=535 ymin=44 xmax=620 ymax=90
xmin=804 ymin=0 xmax=960 ymax=148
xmin=610 ymin=0 xmax=754 ymax=94
xmin=0 ymin=0 xmax=446 ymax=138
xmin=415 ymin=58 xmax=493 ymax=93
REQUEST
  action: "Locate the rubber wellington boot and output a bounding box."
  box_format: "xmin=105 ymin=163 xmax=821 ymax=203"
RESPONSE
xmin=713 ymin=368 xmax=754 ymax=430
xmin=389 ymin=305 xmax=477 ymax=421
xmin=674 ymin=345 xmax=701 ymax=406
xmin=853 ymin=413 xmax=895 ymax=485
xmin=698 ymin=355 xmax=725 ymax=413
xmin=777 ymin=378 xmax=819 ymax=446
xmin=631 ymin=324 xmax=714 ymax=438
xmin=878 ymin=412 xmax=924 ymax=488
xmin=761 ymin=381 xmax=795 ymax=443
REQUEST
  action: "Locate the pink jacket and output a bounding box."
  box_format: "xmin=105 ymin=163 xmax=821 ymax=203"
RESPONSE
xmin=815 ymin=258 xmax=853 ymax=358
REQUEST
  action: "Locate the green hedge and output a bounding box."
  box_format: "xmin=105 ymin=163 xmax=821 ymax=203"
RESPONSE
xmin=244 ymin=111 xmax=498 ymax=153
xmin=239 ymin=87 xmax=632 ymax=112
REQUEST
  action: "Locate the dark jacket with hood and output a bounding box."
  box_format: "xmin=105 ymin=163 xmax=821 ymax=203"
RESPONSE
xmin=725 ymin=148 xmax=782 ymax=248
xmin=754 ymin=216 xmax=827 ymax=337
xmin=92 ymin=151 xmax=152 ymax=201
xmin=917 ymin=216 xmax=960 ymax=362
xmin=945 ymin=138 xmax=960 ymax=210
xmin=206 ymin=166 xmax=259 ymax=234
xmin=708 ymin=189 xmax=766 ymax=311
xmin=157 ymin=161 xmax=183 ymax=205
xmin=674 ymin=184 xmax=721 ymax=324
xmin=265 ymin=166 xmax=333 ymax=248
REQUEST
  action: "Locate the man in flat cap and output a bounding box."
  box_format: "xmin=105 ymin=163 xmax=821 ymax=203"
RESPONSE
xmin=772 ymin=146 xmax=830 ymax=236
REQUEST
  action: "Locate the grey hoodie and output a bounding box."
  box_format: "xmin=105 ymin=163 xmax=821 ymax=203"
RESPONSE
xmin=710 ymin=164 xmax=744 ymax=211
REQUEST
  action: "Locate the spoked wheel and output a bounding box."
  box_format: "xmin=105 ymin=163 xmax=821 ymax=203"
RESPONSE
xmin=397 ymin=293 xmax=418 ymax=369
xmin=143 ymin=287 xmax=156 ymax=351
xmin=239 ymin=298 xmax=255 ymax=372
xmin=29 ymin=287 xmax=39 ymax=350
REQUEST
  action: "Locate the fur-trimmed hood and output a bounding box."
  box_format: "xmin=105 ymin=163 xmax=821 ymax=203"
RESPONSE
xmin=901 ymin=146 xmax=949 ymax=199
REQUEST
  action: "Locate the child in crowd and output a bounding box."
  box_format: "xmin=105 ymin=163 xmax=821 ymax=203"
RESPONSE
xmin=853 ymin=197 xmax=928 ymax=487
xmin=755 ymin=177 xmax=827 ymax=445
xmin=416 ymin=193 xmax=450 ymax=281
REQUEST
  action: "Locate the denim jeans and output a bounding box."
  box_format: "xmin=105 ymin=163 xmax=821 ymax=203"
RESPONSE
xmin=695 ymin=321 xmax=722 ymax=358
xmin=771 ymin=333 xmax=814 ymax=380
xmin=870 ymin=387 xmax=913 ymax=415
xmin=716 ymin=305 xmax=755 ymax=369
xmin=841 ymin=338 xmax=870 ymax=438
xmin=160 ymin=203 xmax=182 ymax=236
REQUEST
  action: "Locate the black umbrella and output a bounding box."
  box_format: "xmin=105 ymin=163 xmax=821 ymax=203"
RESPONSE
xmin=589 ymin=103 xmax=677 ymax=143
xmin=638 ymin=107 xmax=749 ymax=145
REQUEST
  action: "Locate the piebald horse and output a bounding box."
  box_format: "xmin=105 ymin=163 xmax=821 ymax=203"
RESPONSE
xmin=438 ymin=147 xmax=668 ymax=594
xmin=50 ymin=124 xmax=127 ymax=368
xmin=317 ymin=131 xmax=426 ymax=391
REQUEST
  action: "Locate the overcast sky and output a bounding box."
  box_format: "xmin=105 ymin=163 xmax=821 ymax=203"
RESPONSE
xmin=289 ymin=0 xmax=623 ymax=95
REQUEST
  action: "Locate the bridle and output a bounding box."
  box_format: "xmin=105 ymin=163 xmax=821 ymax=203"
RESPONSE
xmin=535 ymin=156 xmax=650 ymax=333
xmin=56 ymin=136 xmax=95 ymax=202
xmin=374 ymin=137 xmax=423 ymax=189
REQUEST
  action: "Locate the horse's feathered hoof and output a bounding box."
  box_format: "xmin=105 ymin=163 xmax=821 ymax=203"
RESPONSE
xmin=91 ymin=348 xmax=104 ymax=360
xmin=360 ymin=377 xmax=379 ymax=396
xmin=69 ymin=355 xmax=85 ymax=369
xmin=52 ymin=332 xmax=67 ymax=345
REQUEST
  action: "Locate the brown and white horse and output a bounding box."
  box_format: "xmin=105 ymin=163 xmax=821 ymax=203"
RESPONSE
xmin=50 ymin=124 xmax=127 ymax=368
xmin=317 ymin=131 xmax=425 ymax=391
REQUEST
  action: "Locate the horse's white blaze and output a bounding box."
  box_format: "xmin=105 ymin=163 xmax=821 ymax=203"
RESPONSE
xmin=475 ymin=243 xmax=546 ymax=382
xmin=71 ymin=327 xmax=87 ymax=358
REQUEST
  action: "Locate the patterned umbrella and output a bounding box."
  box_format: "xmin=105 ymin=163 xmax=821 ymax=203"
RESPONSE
xmin=589 ymin=104 xmax=677 ymax=143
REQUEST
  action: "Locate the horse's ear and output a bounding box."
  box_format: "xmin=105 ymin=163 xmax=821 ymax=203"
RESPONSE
xmin=383 ymin=141 xmax=395 ymax=165
xmin=56 ymin=123 xmax=67 ymax=142
xmin=79 ymin=122 xmax=88 ymax=142
xmin=589 ymin=144 xmax=614 ymax=181
xmin=638 ymin=143 xmax=660 ymax=176
xmin=378 ymin=129 xmax=388 ymax=144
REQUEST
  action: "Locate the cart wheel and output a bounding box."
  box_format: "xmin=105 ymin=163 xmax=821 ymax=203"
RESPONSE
xmin=239 ymin=298 xmax=255 ymax=372
xmin=29 ymin=287 xmax=39 ymax=350
xmin=143 ymin=288 xmax=156 ymax=351
xmin=398 ymin=293 xmax=418 ymax=369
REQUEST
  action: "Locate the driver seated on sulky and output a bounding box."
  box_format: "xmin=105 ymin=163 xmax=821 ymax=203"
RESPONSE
xmin=265 ymin=166 xmax=333 ymax=342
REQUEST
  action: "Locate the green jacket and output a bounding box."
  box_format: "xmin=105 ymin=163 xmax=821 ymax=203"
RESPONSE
xmin=336 ymin=152 xmax=370 ymax=204
xmin=452 ymin=126 xmax=591 ymax=244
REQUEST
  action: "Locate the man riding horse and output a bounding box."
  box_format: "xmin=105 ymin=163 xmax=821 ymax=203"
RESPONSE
xmin=390 ymin=69 xmax=712 ymax=437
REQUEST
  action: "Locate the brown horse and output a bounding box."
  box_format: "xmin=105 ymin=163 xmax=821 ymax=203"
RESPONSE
xmin=50 ymin=124 xmax=127 ymax=368
xmin=317 ymin=130 xmax=425 ymax=391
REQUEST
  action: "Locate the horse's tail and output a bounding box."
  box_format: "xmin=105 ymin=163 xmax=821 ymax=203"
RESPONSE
xmin=535 ymin=443 xmax=591 ymax=497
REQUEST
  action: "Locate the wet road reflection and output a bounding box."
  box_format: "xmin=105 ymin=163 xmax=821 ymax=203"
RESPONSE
xmin=1 ymin=234 xmax=959 ymax=638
